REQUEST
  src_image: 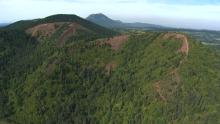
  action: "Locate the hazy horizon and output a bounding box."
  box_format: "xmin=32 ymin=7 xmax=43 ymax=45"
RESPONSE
xmin=1 ymin=0 xmax=220 ymax=30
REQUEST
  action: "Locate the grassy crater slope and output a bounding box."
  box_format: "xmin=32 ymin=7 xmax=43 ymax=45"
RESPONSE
xmin=0 ymin=28 xmax=220 ymax=124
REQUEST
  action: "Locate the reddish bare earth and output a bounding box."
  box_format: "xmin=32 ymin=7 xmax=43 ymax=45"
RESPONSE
xmin=58 ymin=23 xmax=89 ymax=46
xmin=154 ymin=81 xmax=167 ymax=102
xmin=154 ymin=33 xmax=190 ymax=102
xmin=97 ymin=35 xmax=129 ymax=51
xmin=105 ymin=61 xmax=117 ymax=75
xmin=154 ymin=69 xmax=181 ymax=103
xmin=26 ymin=22 xmax=65 ymax=38
xmin=169 ymin=69 xmax=181 ymax=83
xmin=106 ymin=35 xmax=129 ymax=50
xmin=164 ymin=33 xmax=189 ymax=55
xmin=99 ymin=35 xmax=129 ymax=74
xmin=46 ymin=60 xmax=58 ymax=75
xmin=26 ymin=22 xmax=91 ymax=46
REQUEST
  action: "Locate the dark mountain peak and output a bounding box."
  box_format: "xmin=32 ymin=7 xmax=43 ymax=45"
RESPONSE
xmin=87 ymin=13 xmax=114 ymax=22
xmin=89 ymin=13 xmax=106 ymax=17
xmin=42 ymin=14 xmax=84 ymax=23
xmin=6 ymin=14 xmax=84 ymax=30
xmin=87 ymin=13 xmax=125 ymax=28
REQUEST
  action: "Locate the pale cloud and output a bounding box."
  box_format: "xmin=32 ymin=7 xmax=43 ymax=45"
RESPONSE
xmin=0 ymin=0 xmax=220 ymax=30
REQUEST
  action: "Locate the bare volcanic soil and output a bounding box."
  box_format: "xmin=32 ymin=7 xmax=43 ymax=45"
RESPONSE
xmin=105 ymin=35 xmax=129 ymax=50
xmin=154 ymin=33 xmax=190 ymax=103
xmin=105 ymin=61 xmax=117 ymax=75
xmin=26 ymin=22 xmax=90 ymax=46
xmin=26 ymin=22 xmax=65 ymax=38
xmin=97 ymin=35 xmax=129 ymax=51
xmin=58 ymin=23 xmax=89 ymax=46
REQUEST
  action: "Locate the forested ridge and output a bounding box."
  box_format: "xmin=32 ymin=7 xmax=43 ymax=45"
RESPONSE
xmin=0 ymin=14 xmax=220 ymax=124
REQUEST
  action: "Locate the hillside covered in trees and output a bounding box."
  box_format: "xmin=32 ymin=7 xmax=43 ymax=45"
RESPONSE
xmin=0 ymin=14 xmax=220 ymax=124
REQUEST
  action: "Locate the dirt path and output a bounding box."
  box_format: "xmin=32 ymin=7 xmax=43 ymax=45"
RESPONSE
xmin=154 ymin=33 xmax=190 ymax=102
xmin=170 ymin=69 xmax=181 ymax=83
xmin=164 ymin=33 xmax=189 ymax=55
xmin=154 ymin=81 xmax=167 ymax=102
xmin=105 ymin=61 xmax=117 ymax=75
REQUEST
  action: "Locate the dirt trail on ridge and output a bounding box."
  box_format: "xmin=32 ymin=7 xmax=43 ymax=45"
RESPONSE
xmin=164 ymin=33 xmax=189 ymax=55
xmin=154 ymin=33 xmax=190 ymax=102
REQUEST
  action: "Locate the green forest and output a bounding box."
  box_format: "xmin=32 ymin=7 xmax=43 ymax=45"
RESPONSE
xmin=0 ymin=14 xmax=220 ymax=124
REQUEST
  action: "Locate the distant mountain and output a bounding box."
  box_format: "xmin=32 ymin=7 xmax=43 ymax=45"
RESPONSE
xmin=0 ymin=23 xmax=10 ymax=27
xmin=86 ymin=14 xmax=220 ymax=44
xmin=86 ymin=13 xmax=164 ymax=29
xmin=86 ymin=13 xmax=125 ymax=28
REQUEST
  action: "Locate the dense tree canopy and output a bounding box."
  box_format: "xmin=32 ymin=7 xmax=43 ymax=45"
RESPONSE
xmin=0 ymin=16 xmax=220 ymax=124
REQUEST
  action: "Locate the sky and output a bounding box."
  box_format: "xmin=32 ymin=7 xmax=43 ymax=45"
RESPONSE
xmin=0 ymin=0 xmax=220 ymax=30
